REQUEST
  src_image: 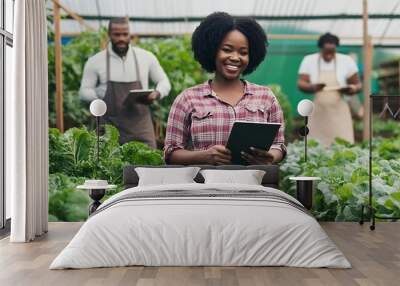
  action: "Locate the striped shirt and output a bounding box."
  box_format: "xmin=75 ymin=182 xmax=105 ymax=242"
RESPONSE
xmin=164 ymin=80 xmax=286 ymax=162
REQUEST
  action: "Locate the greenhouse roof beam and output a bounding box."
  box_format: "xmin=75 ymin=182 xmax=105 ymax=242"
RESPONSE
xmin=53 ymin=0 xmax=95 ymax=31
xmin=59 ymin=30 xmax=400 ymax=46
xmin=65 ymin=14 xmax=400 ymax=22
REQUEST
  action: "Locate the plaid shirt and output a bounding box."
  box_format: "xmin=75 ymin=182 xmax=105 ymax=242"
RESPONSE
xmin=164 ymin=80 xmax=286 ymax=162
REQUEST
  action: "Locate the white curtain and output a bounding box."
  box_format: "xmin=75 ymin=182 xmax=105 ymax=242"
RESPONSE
xmin=7 ymin=0 xmax=48 ymax=242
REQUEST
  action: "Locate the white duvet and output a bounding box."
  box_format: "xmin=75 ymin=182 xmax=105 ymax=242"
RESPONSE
xmin=50 ymin=183 xmax=351 ymax=269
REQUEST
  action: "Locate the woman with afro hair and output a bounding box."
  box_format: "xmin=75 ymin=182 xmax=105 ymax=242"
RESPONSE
xmin=164 ymin=12 xmax=286 ymax=165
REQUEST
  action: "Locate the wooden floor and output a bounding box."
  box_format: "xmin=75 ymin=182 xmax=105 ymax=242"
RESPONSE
xmin=0 ymin=222 xmax=399 ymax=286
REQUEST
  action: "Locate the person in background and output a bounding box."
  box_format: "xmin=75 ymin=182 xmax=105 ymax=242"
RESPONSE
xmin=164 ymin=12 xmax=286 ymax=165
xmin=297 ymin=33 xmax=362 ymax=146
xmin=79 ymin=17 xmax=171 ymax=148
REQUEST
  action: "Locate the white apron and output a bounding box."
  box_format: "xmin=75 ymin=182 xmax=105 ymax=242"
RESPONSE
xmin=308 ymin=59 xmax=354 ymax=146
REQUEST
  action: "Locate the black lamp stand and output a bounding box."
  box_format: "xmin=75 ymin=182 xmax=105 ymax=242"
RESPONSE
xmin=88 ymin=116 xmax=105 ymax=215
xmin=290 ymin=116 xmax=317 ymax=210
xmin=359 ymin=94 xmax=400 ymax=230
xmin=96 ymin=116 xmax=100 ymax=166
xmin=299 ymin=116 xmax=309 ymax=162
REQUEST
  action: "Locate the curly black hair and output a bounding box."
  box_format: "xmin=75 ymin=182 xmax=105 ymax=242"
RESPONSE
xmin=318 ymin=33 xmax=340 ymax=48
xmin=192 ymin=12 xmax=267 ymax=75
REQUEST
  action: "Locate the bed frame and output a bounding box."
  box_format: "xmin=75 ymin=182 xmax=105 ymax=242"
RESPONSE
xmin=123 ymin=165 xmax=280 ymax=189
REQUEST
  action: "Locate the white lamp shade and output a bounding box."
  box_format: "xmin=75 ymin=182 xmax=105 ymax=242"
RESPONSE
xmin=297 ymin=99 xmax=314 ymax=117
xmin=90 ymin=99 xmax=107 ymax=117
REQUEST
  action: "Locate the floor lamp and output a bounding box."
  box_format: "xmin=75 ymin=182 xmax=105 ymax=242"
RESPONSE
xmin=359 ymin=94 xmax=400 ymax=230
xmin=297 ymin=99 xmax=314 ymax=162
xmin=79 ymin=99 xmax=112 ymax=215
xmin=289 ymin=99 xmax=320 ymax=210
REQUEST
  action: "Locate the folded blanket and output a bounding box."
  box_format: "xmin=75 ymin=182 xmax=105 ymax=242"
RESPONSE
xmin=92 ymin=188 xmax=309 ymax=217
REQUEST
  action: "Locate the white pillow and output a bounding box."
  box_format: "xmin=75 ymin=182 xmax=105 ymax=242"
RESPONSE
xmin=200 ymin=169 xmax=266 ymax=185
xmin=135 ymin=167 xmax=201 ymax=186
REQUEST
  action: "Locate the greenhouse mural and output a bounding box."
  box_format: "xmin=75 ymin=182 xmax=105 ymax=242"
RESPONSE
xmin=45 ymin=3 xmax=400 ymax=223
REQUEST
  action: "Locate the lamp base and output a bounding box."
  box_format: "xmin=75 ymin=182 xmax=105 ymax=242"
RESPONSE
xmin=88 ymin=188 xmax=105 ymax=215
xmin=290 ymin=177 xmax=320 ymax=210
xmin=296 ymin=180 xmax=313 ymax=210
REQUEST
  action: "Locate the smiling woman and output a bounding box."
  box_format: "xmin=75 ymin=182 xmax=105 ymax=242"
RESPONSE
xmin=164 ymin=12 xmax=286 ymax=166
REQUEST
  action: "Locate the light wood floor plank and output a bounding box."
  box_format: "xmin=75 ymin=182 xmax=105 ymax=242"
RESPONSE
xmin=0 ymin=222 xmax=399 ymax=286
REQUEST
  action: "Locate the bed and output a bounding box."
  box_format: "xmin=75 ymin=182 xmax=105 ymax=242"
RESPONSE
xmin=50 ymin=165 xmax=350 ymax=269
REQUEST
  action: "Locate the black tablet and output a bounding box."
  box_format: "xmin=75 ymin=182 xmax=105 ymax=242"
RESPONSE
xmin=226 ymin=121 xmax=281 ymax=165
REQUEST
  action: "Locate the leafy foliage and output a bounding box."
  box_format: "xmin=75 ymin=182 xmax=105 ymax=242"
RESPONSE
xmin=48 ymin=173 xmax=89 ymax=222
xmin=49 ymin=124 xmax=164 ymax=181
xmin=280 ymin=137 xmax=400 ymax=221
xmin=48 ymin=31 xmax=107 ymax=128
xmin=50 ymin=124 xmax=400 ymax=222
xmin=48 ymin=125 xmax=163 ymax=221
xmin=268 ymin=84 xmax=293 ymax=141
xmin=354 ymin=116 xmax=400 ymax=138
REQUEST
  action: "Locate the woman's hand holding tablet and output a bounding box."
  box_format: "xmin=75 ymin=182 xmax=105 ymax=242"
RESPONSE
xmin=226 ymin=121 xmax=281 ymax=165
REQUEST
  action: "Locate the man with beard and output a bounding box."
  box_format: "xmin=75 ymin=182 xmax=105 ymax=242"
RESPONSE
xmin=80 ymin=17 xmax=171 ymax=148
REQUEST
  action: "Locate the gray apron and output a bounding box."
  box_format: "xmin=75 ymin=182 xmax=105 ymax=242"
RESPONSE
xmin=102 ymin=47 xmax=156 ymax=148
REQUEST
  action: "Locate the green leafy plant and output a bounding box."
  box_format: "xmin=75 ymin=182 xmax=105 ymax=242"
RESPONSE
xmin=48 ymin=31 xmax=107 ymax=128
xmin=354 ymin=115 xmax=400 ymax=138
xmin=49 ymin=125 xmax=163 ymax=221
xmin=268 ymin=84 xmax=293 ymax=141
xmin=280 ymin=137 xmax=400 ymax=221
xmin=48 ymin=173 xmax=89 ymax=222
xmin=49 ymin=124 xmax=163 ymax=181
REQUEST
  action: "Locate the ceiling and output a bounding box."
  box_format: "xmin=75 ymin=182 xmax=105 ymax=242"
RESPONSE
xmin=51 ymin=0 xmax=400 ymax=46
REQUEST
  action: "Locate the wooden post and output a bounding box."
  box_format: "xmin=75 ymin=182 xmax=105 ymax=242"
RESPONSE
xmin=362 ymin=0 xmax=372 ymax=141
xmin=54 ymin=1 xmax=64 ymax=132
xmin=52 ymin=0 xmax=95 ymax=132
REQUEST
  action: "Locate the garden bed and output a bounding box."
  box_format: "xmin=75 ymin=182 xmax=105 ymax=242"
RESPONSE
xmin=49 ymin=125 xmax=400 ymax=222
